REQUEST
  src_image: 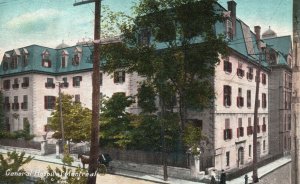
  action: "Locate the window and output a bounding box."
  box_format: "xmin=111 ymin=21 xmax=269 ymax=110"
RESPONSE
xmin=249 ymin=145 xmax=252 ymax=157
xmin=3 ymin=54 xmax=10 ymax=71
xmin=237 ymin=88 xmax=244 ymax=107
xmin=247 ymin=67 xmax=253 ymax=80
xmin=22 ymin=77 xmax=29 ymax=88
xmin=3 ymin=61 xmax=8 ymax=71
xmin=100 ymin=73 xmax=103 ymax=85
xmin=72 ymin=47 xmax=82 ymax=65
xmin=237 ymin=67 xmax=245 ymax=78
xmin=262 ymin=73 xmax=266 ymax=85
xmin=73 ymin=76 xmax=82 ymax=87
xmin=114 ymin=71 xmax=125 ymax=83
xmin=262 ymin=118 xmax=267 ymax=132
xmin=75 ymin=94 xmax=80 ymax=103
xmin=226 ymin=19 xmax=233 ymax=40
xmin=257 ymin=118 xmax=260 ymax=133
xmin=139 ymin=28 xmax=151 ymax=46
xmin=226 ymin=151 xmax=230 ymax=167
xmin=61 ymin=50 xmax=68 ymax=68
xmin=223 ymin=57 xmax=232 ymax=73
xmin=288 ymin=114 xmax=291 ymax=130
xmin=42 ymin=50 xmax=51 ymax=68
xmin=247 ymin=117 xmax=253 ymax=135
xmin=45 ymin=78 xmax=55 ymax=88
xmin=60 ymin=77 xmax=69 ymax=88
xmin=12 ymin=78 xmax=19 ymax=89
xmin=21 ymin=95 xmax=28 ymax=110
xmin=44 ymin=96 xmax=56 ymax=109
xmin=23 ymin=49 xmax=29 ymax=67
xmin=247 ymin=90 xmax=251 ymax=107
xmin=263 ymin=140 xmax=266 ymax=151
xmin=3 ymin=80 xmax=10 ymax=90
xmin=224 ymin=119 xmax=232 ymax=140
xmin=237 ymin=118 xmax=244 ymax=138
xmin=262 ymin=93 xmax=267 ymax=108
xmin=12 ymin=96 xmax=19 ymax=111
xmin=223 ymin=85 xmax=231 ymax=107
xmin=4 ymin=97 xmax=10 ymax=111
xmin=11 ymin=55 xmax=18 ymax=69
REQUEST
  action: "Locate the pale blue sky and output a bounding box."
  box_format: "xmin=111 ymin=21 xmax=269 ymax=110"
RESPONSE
xmin=0 ymin=0 xmax=292 ymax=58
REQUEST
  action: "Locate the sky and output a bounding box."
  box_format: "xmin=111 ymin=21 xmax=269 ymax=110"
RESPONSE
xmin=0 ymin=0 xmax=292 ymax=59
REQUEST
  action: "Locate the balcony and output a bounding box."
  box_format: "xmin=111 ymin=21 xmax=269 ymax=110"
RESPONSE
xmin=12 ymin=103 xmax=19 ymax=111
xmin=21 ymin=83 xmax=29 ymax=88
xmin=45 ymin=83 xmax=55 ymax=88
xmin=21 ymin=102 xmax=28 ymax=110
xmin=12 ymin=83 xmax=19 ymax=89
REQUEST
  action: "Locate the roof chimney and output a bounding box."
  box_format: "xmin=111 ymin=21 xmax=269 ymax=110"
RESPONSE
xmin=227 ymin=0 xmax=236 ymax=36
xmin=254 ymin=26 xmax=261 ymax=48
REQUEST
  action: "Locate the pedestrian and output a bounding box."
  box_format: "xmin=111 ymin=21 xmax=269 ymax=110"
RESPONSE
xmin=210 ymin=175 xmax=217 ymax=184
xmin=220 ymin=169 xmax=226 ymax=184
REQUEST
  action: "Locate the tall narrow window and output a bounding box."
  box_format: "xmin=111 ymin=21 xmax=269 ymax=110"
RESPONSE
xmin=237 ymin=88 xmax=244 ymax=107
xmin=237 ymin=63 xmax=245 ymax=78
xmin=11 ymin=55 xmax=18 ymax=69
xmin=73 ymin=76 xmax=82 ymax=87
xmin=247 ymin=67 xmax=253 ymax=80
xmin=224 ymin=119 xmax=232 ymax=140
xmin=12 ymin=78 xmax=19 ymax=89
xmin=249 ymin=145 xmax=252 ymax=157
xmin=42 ymin=50 xmax=51 ymax=68
xmin=226 ymin=151 xmax=230 ymax=166
xmin=61 ymin=77 xmax=69 ymax=88
xmin=262 ymin=93 xmax=267 ymax=108
xmin=247 ymin=90 xmax=251 ymax=107
xmin=22 ymin=77 xmax=29 ymax=88
xmin=12 ymin=96 xmax=19 ymax=111
xmin=114 ymin=71 xmax=125 ymax=83
xmin=3 ymin=80 xmax=10 ymax=90
xmin=61 ymin=50 xmax=68 ymax=68
xmin=223 ymin=85 xmax=231 ymax=107
xmin=223 ymin=57 xmax=232 ymax=73
xmin=237 ymin=118 xmax=244 ymax=137
xmin=247 ymin=117 xmax=253 ymax=135
xmin=72 ymin=47 xmax=82 ymax=65
xmin=23 ymin=48 xmax=29 ymax=67
xmin=45 ymin=78 xmax=55 ymax=88
xmin=21 ymin=95 xmax=28 ymax=110
xmin=4 ymin=97 xmax=10 ymax=111
xmin=262 ymin=73 xmax=266 ymax=85
xmin=44 ymin=96 xmax=56 ymax=109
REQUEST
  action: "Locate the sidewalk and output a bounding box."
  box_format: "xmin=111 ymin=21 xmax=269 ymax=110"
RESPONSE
xmin=227 ymin=156 xmax=291 ymax=184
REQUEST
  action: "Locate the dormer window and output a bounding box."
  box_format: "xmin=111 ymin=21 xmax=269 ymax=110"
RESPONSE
xmin=23 ymin=48 xmax=29 ymax=67
xmin=61 ymin=50 xmax=69 ymax=68
xmin=42 ymin=50 xmax=51 ymax=68
xmin=2 ymin=54 xmax=10 ymax=71
xmin=72 ymin=47 xmax=82 ymax=66
xmin=11 ymin=49 xmax=20 ymax=69
xmin=226 ymin=19 xmax=233 ymax=40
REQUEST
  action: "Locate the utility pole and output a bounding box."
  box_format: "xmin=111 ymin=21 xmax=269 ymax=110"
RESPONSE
xmin=58 ymin=82 xmax=65 ymax=152
xmin=74 ymin=0 xmax=101 ymax=183
xmin=252 ymin=26 xmax=263 ymax=183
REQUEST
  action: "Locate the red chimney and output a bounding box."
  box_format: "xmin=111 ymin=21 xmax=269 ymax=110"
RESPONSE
xmin=227 ymin=0 xmax=236 ymax=36
xmin=254 ymin=26 xmax=261 ymax=48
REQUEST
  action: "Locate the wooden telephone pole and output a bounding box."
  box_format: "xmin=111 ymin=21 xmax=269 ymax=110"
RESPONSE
xmin=74 ymin=0 xmax=101 ymax=183
xmin=252 ymin=26 xmax=263 ymax=183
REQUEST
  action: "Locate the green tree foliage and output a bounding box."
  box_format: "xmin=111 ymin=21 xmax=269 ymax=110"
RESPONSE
xmin=49 ymin=93 xmax=92 ymax=143
xmin=100 ymin=92 xmax=135 ymax=149
xmin=0 ymin=151 xmax=33 ymax=183
xmin=183 ymin=124 xmax=205 ymax=155
xmin=35 ymin=166 xmax=88 ymax=184
xmin=101 ymin=0 xmax=228 ymax=151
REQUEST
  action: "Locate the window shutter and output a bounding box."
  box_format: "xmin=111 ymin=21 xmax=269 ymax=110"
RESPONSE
xmin=237 ymin=128 xmax=239 ymax=138
xmin=44 ymin=96 xmax=48 ymax=109
xmin=224 ymin=129 xmax=226 ymax=140
xmin=122 ymin=71 xmax=125 ymax=82
xmin=229 ymin=62 xmax=232 ymax=73
xmin=229 ymin=129 xmax=232 ymax=139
